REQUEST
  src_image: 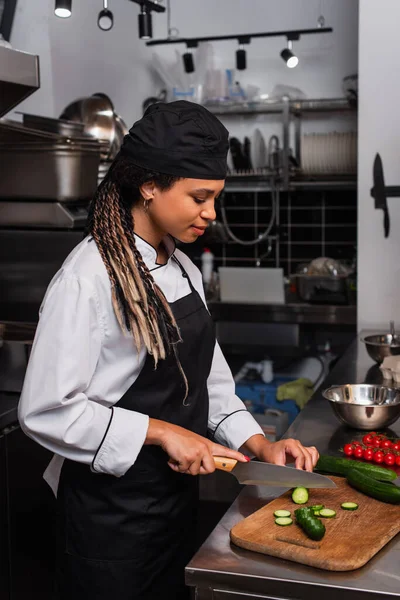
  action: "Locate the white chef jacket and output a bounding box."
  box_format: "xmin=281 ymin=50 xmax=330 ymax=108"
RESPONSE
xmin=18 ymin=234 xmax=264 ymax=494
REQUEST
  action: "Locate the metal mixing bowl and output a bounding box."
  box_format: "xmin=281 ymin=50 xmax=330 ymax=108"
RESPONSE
xmin=322 ymin=384 xmax=400 ymax=430
xmin=361 ymin=334 xmax=400 ymax=364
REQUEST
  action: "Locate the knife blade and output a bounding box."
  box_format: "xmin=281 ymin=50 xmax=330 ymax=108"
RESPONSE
xmin=371 ymin=153 xmax=390 ymax=238
xmin=214 ymin=457 xmax=336 ymax=488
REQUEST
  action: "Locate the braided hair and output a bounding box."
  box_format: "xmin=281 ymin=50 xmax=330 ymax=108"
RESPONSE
xmin=86 ymin=153 xmax=189 ymax=400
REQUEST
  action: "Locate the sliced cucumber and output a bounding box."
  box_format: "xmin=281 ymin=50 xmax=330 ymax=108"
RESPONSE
xmin=292 ymin=486 xmax=309 ymax=504
xmin=313 ymin=510 xmax=321 ymax=516
xmin=275 ymin=517 xmax=293 ymax=526
xmin=274 ymin=509 xmax=291 ymax=518
xmin=310 ymin=504 xmax=324 ymax=511
xmin=341 ymin=502 xmax=359 ymax=511
xmin=319 ymin=508 xmax=336 ymax=518
xmin=294 ymin=507 xmax=326 ymax=541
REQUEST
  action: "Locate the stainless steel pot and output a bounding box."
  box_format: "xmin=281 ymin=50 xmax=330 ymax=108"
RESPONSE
xmin=21 ymin=113 xmax=87 ymax=138
xmin=294 ymin=274 xmax=349 ymax=304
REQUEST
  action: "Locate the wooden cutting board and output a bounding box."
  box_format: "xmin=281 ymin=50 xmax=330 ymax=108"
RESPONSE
xmin=230 ymin=476 xmax=400 ymax=571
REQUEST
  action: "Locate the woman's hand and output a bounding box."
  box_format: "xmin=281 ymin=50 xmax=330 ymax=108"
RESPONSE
xmin=242 ymin=434 xmax=319 ymax=472
xmin=145 ymin=418 xmax=248 ymax=475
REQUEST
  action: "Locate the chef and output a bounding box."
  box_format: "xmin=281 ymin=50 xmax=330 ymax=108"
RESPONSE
xmin=18 ymin=101 xmax=318 ymax=600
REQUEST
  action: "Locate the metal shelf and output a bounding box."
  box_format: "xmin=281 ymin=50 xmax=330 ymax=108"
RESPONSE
xmin=224 ymin=175 xmax=357 ymax=193
xmin=206 ymin=97 xmax=356 ymax=116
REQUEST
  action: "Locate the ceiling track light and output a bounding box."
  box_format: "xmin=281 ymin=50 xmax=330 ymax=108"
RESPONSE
xmin=98 ymin=0 xmax=114 ymax=31
xmin=281 ymin=35 xmax=299 ymax=68
xmin=138 ymin=4 xmax=152 ymax=40
xmin=236 ymin=36 xmax=250 ymax=71
xmin=182 ymin=41 xmax=198 ymax=73
xmin=55 ymin=0 xmax=72 ymax=18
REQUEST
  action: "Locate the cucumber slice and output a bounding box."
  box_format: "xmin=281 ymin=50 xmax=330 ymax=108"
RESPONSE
xmin=310 ymin=504 xmax=324 ymax=511
xmin=291 ymin=487 xmax=309 ymax=504
xmin=319 ymin=508 xmax=336 ymax=518
xmin=313 ymin=510 xmax=321 ymax=516
xmin=274 ymin=509 xmax=291 ymax=518
xmin=275 ymin=517 xmax=293 ymax=526
xmin=341 ymin=502 xmax=359 ymax=511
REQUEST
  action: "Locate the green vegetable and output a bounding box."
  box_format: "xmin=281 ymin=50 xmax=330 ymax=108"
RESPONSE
xmin=316 ymin=454 xmax=397 ymax=482
xmin=319 ymin=508 xmax=336 ymax=518
xmin=310 ymin=504 xmax=324 ymax=512
xmin=313 ymin=510 xmax=321 ymax=516
xmin=275 ymin=517 xmax=293 ymax=526
xmin=341 ymin=502 xmax=358 ymax=511
xmin=294 ymin=507 xmax=325 ymax=541
xmin=274 ymin=509 xmax=291 ymax=518
xmin=346 ymin=468 xmax=400 ymax=505
xmin=291 ymin=486 xmax=309 ymax=504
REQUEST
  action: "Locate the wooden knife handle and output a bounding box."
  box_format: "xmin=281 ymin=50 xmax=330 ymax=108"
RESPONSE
xmin=213 ymin=457 xmax=238 ymax=472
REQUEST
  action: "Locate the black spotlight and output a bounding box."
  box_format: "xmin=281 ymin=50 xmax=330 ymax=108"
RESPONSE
xmin=98 ymin=1 xmax=114 ymax=31
xmin=183 ymin=51 xmax=195 ymax=73
xmin=236 ymin=47 xmax=246 ymax=70
xmin=138 ymin=4 xmax=152 ymax=40
xmin=280 ymin=40 xmax=299 ymax=68
xmin=55 ymin=0 xmax=72 ymax=18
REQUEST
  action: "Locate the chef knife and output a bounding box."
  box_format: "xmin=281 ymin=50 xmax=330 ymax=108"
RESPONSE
xmin=214 ymin=457 xmax=336 ymax=488
xmin=371 ymin=153 xmax=390 ymax=238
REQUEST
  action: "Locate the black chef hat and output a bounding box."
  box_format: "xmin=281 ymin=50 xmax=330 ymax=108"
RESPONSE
xmin=120 ymin=100 xmax=229 ymax=180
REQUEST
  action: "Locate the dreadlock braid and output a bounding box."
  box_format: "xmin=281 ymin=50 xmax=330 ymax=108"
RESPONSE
xmin=86 ymin=154 xmax=189 ymax=401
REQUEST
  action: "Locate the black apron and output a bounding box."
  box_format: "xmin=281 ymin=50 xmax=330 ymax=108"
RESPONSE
xmin=55 ymin=258 xmax=215 ymax=600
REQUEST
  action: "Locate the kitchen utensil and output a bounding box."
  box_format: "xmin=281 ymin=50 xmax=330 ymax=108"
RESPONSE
xmin=214 ymin=457 xmax=336 ymax=489
xmin=59 ymin=93 xmax=116 ymax=155
xmin=218 ymin=267 xmax=285 ymax=304
xmin=230 ymin=475 xmax=400 ymax=571
xmin=0 ymin=142 xmax=100 ymax=201
xmin=371 ymin=153 xmax=391 ymax=237
xmin=294 ymin=274 xmax=349 ymax=305
xmin=252 ymin=129 xmax=267 ymax=169
xmin=98 ymin=0 xmax=114 ymax=31
xmin=361 ymin=331 xmax=400 ymax=364
xmin=19 ymin=113 xmax=87 ymax=138
xmin=229 ymin=137 xmax=248 ymax=171
xmin=322 ymin=383 xmax=400 ymax=430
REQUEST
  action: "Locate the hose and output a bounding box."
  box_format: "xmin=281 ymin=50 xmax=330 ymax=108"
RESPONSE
xmin=220 ymin=178 xmax=277 ymax=246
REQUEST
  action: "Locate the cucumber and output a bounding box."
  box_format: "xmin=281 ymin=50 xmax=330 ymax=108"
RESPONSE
xmin=292 ymin=487 xmax=309 ymax=504
xmin=316 ymin=454 xmax=397 ymax=482
xmin=274 ymin=510 xmax=291 ymax=518
xmin=294 ymin=507 xmax=325 ymax=541
xmin=310 ymin=504 xmax=324 ymax=512
xmin=275 ymin=517 xmax=293 ymax=526
xmin=319 ymin=508 xmax=336 ymax=518
xmin=313 ymin=510 xmax=321 ymax=516
xmin=341 ymin=502 xmax=358 ymax=511
xmin=346 ymin=468 xmax=400 ymax=505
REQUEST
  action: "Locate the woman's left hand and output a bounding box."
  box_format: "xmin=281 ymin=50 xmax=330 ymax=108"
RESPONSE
xmin=242 ymin=435 xmax=319 ymax=472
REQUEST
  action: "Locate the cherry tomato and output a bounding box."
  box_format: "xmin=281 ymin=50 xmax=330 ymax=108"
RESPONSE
xmin=381 ymin=439 xmax=393 ymax=449
xmin=395 ymin=456 xmax=400 ymax=466
xmin=353 ymin=446 xmax=364 ymax=458
xmin=363 ymin=448 xmax=374 ymax=461
xmin=392 ymin=442 xmax=400 ymax=452
xmin=362 ymin=434 xmax=374 ymax=446
xmin=352 ymin=440 xmax=362 ymax=446
xmin=343 ymin=443 xmax=353 ymax=456
xmin=372 ymin=437 xmax=382 ymax=448
xmin=384 ymin=453 xmax=395 ymax=466
xmin=373 ymin=450 xmax=384 ymax=463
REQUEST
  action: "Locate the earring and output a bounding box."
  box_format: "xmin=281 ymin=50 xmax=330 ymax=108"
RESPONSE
xmin=143 ymin=198 xmax=150 ymax=213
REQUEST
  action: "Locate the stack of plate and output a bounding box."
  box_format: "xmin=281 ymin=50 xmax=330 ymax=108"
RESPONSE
xmin=301 ymin=132 xmax=357 ymax=175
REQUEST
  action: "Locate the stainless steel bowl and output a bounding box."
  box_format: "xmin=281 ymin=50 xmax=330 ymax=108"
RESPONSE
xmin=361 ymin=334 xmax=400 ymax=364
xmin=322 ymin=384 xmax=400 ymax=430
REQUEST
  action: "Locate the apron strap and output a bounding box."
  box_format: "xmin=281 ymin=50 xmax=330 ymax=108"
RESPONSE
xmin=172 ymin=256 xmax=197 ymax=293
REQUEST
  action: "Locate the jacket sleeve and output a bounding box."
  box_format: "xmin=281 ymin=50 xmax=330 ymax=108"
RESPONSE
xmin=175 ymin=252 xmax=265 ymax=449
xmin=18 ymin=275 xmax=149 ymax=477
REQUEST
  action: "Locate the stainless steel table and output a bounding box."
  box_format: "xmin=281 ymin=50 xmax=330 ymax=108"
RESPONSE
xmin=186 ymin=332 xmax=400 ymax=599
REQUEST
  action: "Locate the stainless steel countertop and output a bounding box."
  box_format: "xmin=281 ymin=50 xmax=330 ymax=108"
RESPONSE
xmin=186 ymin=331 xmax=400 ymax=599
xmin=208 ymin=300 xmax=356 ymax=325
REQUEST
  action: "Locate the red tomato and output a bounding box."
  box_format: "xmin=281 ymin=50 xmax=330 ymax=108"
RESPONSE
xmin=381 ymin=439 xmax=393 ymax=449
xmin=352 ymin=440 xmax=362 ymax=446
xmin=343 ymin=443 xmax=353 ymax=456
xmin=395 ymin=456 xmax=400 ymax=466
xmin=362 ymin=434 xmax=374 ymax=446
xmin=353 ymin=446 xmax=364 ymax=458
xmin=392 ymin=442 xmax=400 ymax=452
xmin=372 ymin=437 xmax=382 ymax=448
xmin=384 ymin=453 xmax=395 ymax=466
xmin=373 ymin=450 xmax=384 ymax=463
xmin=363 ymin=448 xmax=374 ymax=461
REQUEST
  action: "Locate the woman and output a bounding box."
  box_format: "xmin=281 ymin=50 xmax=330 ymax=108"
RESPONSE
xmin=19 ymin=101 xmax=318 ymax=600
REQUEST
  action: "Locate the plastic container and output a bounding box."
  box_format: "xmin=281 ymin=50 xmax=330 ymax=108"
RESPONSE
xmin=201 ymin=248 xmax=214 ymax=286
xmin=236 ymin=377 xmax=300 ymax=425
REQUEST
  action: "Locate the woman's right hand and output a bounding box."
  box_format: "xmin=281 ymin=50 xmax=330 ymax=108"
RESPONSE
xmin=145 ymin=418 xmax=248 ymax=476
